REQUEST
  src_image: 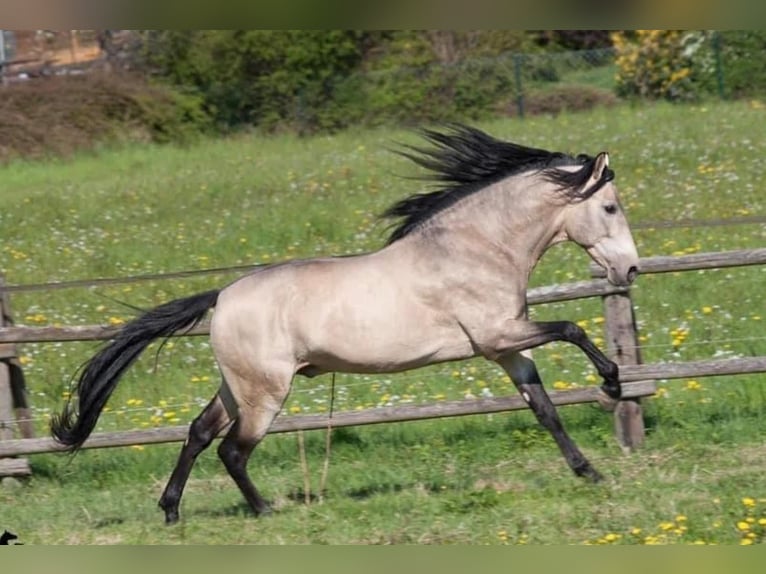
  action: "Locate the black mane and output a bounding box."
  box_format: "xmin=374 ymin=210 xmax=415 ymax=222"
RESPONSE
xmin=382 ymin=124 xmax=613 ymax=244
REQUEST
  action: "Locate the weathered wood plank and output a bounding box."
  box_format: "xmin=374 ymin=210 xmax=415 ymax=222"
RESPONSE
xmin=591 ymin=248 xmax=766 ymax=278
xmin=0 ymin=457 xmax=31 ymax=476
xmin=0 ymin=343 xmax=17 ymax=360
xmin=0 ymin=322 xmax=210 ymax=344
xmin=0 ymin=276 xmax=15 ymax=443
xmin=619 ymin=357 xmax=766 ymax=382
xmin=603 ymin=290 xmax=646 ymax=452
xmin=0 ymin=380 xmax=657 ymax=457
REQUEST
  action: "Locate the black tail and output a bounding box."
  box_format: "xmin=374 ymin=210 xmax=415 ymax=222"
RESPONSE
xmin=51 ymin=289 xmax=220 ymax=452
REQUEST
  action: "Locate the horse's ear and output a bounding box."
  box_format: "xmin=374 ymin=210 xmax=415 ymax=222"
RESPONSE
xmin=590 ymin=152 xmax=609 ymax=182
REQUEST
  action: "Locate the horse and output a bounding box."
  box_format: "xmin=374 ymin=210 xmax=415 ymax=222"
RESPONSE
xmin=52 ymin=124 xmax=639 ymax=524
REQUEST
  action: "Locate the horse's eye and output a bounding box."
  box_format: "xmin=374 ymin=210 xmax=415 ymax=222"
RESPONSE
xmin=604 ymin=203 xmax=618 ymax=215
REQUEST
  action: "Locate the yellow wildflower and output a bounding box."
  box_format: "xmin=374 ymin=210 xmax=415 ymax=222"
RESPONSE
xmin=736 ymin=521 xmax=750 ymax=532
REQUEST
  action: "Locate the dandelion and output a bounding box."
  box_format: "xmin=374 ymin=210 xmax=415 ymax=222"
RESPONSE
xmin=701 ymin=306 xmax=713 ymax=314
xmin=131 ymin=445 xmax=145 ymax=451
xmin=108 ymin=316 xmax=125 ymax=326
xmin=742 ymin=497 xmax=756 ymax=508
xmin=685 ymin=380 xmax=702 ymax=391
xmin=736 ymin=521 xmax=750 ymax=532
xmin=644 ymin=535 xmax=661 ymax=545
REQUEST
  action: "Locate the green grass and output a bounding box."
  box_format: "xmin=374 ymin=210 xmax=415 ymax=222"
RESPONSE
xmin=1 ymin=99 xmax=765 ymax=544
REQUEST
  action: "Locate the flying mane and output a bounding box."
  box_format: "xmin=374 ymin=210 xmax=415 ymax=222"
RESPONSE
xmin=382 ymin=123 xmax=614 ymax=244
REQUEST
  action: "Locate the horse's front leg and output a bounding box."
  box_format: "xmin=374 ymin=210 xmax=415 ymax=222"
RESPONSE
xmin=481 ymin=319 xmax=621 ymax=400
xmin=497 ymin=350 xmax=603 ymax=482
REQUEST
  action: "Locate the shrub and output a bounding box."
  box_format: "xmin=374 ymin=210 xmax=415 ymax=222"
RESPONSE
xmin=714 ymin=31 xmax=766 ymax=98
xmin=611 ymin=30 xmax=698 ymax=101
xmin=140 ymin=30 xmax=368 ymax=132
xmin=509 ymin=85 xmax=618 ymax=117
xmin=612 ymin=30 xmax=766 ymax=101
xmin=0 ymin=73 xmax=210 ymax=162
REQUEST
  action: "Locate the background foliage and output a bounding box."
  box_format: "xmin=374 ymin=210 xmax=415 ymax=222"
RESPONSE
xmin=3 ymin=30 xmax=766 ymax=159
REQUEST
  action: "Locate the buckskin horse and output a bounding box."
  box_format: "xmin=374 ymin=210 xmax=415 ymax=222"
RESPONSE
xmin=52 ymin=124 xmax=639 ymax=524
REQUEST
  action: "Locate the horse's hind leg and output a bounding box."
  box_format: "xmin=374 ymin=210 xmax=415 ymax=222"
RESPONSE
xmin=216 ymin=364 xmax=293 ymax=517
xmin=158 ymin=392 xmax=232 ymax=524
xmin=498 ymin=351 xmax=602 ymax=482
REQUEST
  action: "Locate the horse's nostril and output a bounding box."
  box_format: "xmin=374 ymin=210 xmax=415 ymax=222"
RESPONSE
xmin=627 ymin=266 xmax=639 ymax=284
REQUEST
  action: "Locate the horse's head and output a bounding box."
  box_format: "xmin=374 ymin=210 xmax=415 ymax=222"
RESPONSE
xmin=562 ymin=152 xmax=639 ymax=287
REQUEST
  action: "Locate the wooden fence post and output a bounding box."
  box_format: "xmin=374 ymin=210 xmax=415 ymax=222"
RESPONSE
xmin=0 ymin=274 xmax=32 ymax=477
xmin=602 ymin=289 xmax=648 ymax=453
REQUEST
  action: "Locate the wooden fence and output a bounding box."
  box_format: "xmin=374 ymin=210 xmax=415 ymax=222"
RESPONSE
xmin=1 ymin=247 xmax=765 ymax=472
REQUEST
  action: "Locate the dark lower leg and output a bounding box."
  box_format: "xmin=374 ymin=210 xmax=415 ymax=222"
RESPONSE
xmin=516 ymin=381 xmax=602 ymax=482
xmin=159 ymin=395 xmax=229 ymax=524
xmin=217 ymin=422 xmax=271 ymax=516
xmin=499 ymin=352 xmax=602 ymax=482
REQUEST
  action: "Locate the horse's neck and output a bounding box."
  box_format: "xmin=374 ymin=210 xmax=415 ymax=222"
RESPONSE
xmin=440 ymin=183 xmax=566 ymax=281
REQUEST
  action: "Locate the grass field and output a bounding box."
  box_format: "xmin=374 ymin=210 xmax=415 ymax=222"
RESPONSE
xmin=1 ymin=100 xmax=765 ymax=544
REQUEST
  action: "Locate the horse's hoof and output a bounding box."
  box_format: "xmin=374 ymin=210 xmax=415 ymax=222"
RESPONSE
xmin=575 ymin=463 xmax=603 ymax=484
xmin=600 ymin=382 xmax=622 ymax=401
xmin=163 ymin=508 xmax=180 ymax=525
xmin=255 ymin=504 xmax=273 ymax=518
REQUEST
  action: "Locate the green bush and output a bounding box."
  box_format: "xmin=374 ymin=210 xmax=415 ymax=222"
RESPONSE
xmin=0 ymin=73 xmax=210 ymax=162
xmin=612 ymin=31 xmax=698 ymax=100
xmin=612 ymin=30 xmax=766 ymax=101
xmin=140 ymin=30 xmax=368 ymax=131
xmin=139 ymin=30 xmax=550 ymax=133
xmin=715 ymin=31 xmax=766 ymax=98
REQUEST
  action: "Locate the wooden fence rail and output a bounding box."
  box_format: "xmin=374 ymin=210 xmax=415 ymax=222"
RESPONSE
xmin=1 ymin=356 xmax=765 ymax=458
xmin=0 ymin=247 xmax=764 ymax=468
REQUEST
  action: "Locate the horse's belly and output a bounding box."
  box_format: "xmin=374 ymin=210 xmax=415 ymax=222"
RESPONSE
xmin=300 ymin=321 xmax=475 ymax=375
